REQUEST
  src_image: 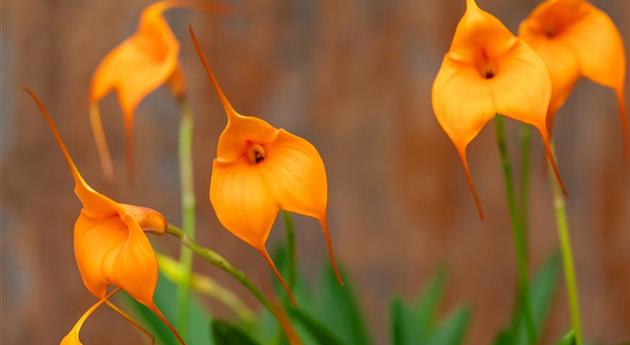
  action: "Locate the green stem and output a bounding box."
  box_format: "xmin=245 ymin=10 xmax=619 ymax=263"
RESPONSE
xmin=283 ymin=211 xmax=297 ymax=290
xmin=167 ymin=225 xmax=276 ymax=318
xmin=157 ymin=254 xmax=255 ymax=323
xmin=518 ymin=125 xmax=532 ymax=255
xmin=495 ymin=117 xmax=536 ymax=344
xmin=548 ymin=145 xmax=583 ymax=345
xmin=175 ymin=98 xmax=196 ymax=337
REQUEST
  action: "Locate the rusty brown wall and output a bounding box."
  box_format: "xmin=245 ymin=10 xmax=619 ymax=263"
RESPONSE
xmin=3 ymin=0 xmax=630 ymax=344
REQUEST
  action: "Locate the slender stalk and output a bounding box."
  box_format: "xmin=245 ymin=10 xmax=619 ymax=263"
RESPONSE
xmin=495 ymin=117 xmax=536 ymax=344
xmin=167 ymin=225 xmax=276 ymax=317
xmin=518 ymin=125 xmax=532 ymax=254
xmin=283 ymin=211 xmax=297 ymax=290
xmin=157 ymin=254 xmax=255 ymax=322
xmin=548 ymin=145 xmax=583 ymax=345
xmin=175 ymin=97 xmax=196 ymax=337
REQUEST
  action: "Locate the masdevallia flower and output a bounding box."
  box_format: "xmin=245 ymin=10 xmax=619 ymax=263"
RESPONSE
xmin=432 ymin=0 xmax=566 ymax=219
xmin=25 ymin=88 xmax=185 ymax=344
xmin=189 ymin=27 xmax=343 ymax=304
xmin=519 ymin=0 xmax=628 ymax=155
xmin=89 ymin=0 xmax=224 ymax=181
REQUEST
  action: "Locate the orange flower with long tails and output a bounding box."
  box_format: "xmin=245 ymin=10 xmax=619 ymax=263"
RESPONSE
xmin=519 ymin=0 xmax=628 ymax=155
xmin=189 ymin=27 xmax=343 ymax=304
xmin=89 ymin=0 xmax=223 ymax=181
xmin=25 ymin=88 xmax=185 ymax=345
xmin=432 ymin=0 xmax=566 ymax=219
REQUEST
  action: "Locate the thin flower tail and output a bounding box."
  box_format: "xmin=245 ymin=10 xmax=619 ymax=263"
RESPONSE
xmin=456 ymin=145 xmax=485 ymax=221
xmin=105 ymin=300 xmax=156 ymax=344
xmin=24 ymin=88 xmax=87 ymax=186
xmin=188 ymin=25 xmax=240 ymax=122
xmin=60 ymin=289 xmax=120 ymax=345
xmin=616 ymin=88 xmax=629 ymax=160
xmin=269 ymin=292 xmax=303 ymax=345
xmin=88 ymin=103 xmax=115 ymax=182
xmin=538 ymin=127 xmax=568 ymax=196
xmin=319 ymin=218 xmax=344 ymax=285
xmin=149 ymin=303 xmax=187 ymax=345
xmin=257 ymin=246 xmax=297 ymax=306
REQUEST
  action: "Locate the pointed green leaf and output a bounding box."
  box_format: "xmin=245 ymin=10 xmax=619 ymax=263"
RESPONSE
xmin=555 ymin=331 xmax=576 ymax=345
xmin=288 ymin=307 xmax=348 ymax=345
xmin=312 ymin=264 xmax=371 ymax=345
xmin=430 ymin=307 xmax=471 ymax=345
xmin=212 ymin=320 xmax=262 ymax=345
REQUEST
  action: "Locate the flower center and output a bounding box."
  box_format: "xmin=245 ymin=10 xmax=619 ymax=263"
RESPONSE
xmin=477 ymin=50 xmax=496 ymax=79
xmin=246 ymin=143 xmax=266 ymax=164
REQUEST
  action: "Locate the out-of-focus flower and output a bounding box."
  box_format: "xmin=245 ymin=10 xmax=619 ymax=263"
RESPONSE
xmin=89 ymin=0 xmax=223 ymax=181
xmin=25 ymin=89 xmax=184 ymax=344
xmin=432 ymin=0 xmax=565 ymax=219
xmin=189 ymin=28 xmax=343 ymax=304
xmin=519 ymin=0 xmax=628 ymax=155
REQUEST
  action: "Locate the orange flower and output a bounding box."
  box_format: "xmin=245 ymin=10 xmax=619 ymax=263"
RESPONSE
xmin=519 ymin=0 xmax=628 ymax=155
xmin=189 ymin=27 xmax=343 ymax=304
xmin=432 ymin=0 xmax=565 ymax=219
xmin=89 ymin=0 xmax=223 ymax=181
xmin=25 ymin=89 xmax=184 ymax=344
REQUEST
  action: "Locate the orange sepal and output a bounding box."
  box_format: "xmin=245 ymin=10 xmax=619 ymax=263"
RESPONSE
xmin=190 ymin=26 xmax=343 ymax=300
xmin=520 ymin=0 xmax=628 ymax=155
xmin=25 ymin=88 xmax=185 ymax=344
xmin=432 ymin=0 xmax=565 ymax=218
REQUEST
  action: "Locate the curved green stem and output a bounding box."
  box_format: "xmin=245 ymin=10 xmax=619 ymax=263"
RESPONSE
xmin=548 ymin=145 xmax=583 ymax=345
xmin=283 ymin=211 xmax=297 ymax=291
xmin=176 ymin=98 xmax=196 ymax=337
xmin=495 ymin=117 xmax=536 ymax=344
xmin=518 ymin=125 xmax=532 ymax=252
xmin=167 ymin=225 xmax=276 ymax=317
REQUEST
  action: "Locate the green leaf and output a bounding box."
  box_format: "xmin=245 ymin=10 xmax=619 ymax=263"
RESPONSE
xmin=118 ymin=272 xmax=213 ymax=345
xmin=513 ymin=251 xmax=562 ymax=345
xmin=288 ymin=307 xmax=347 ymax=345
xmin=312 ymin=264 xmax=371 ymax=345
xmin=212 ymin=320 xmax=262 ymax=345
xmin=430 ymin=307 xmax=471 ymax=345
xmin=555 ymin=331 xmax=576 ymax=345
xmin=491 ymin=329 xmax=513 ymax=345
xmin=389 ymin=268 xmax=447 ymax=345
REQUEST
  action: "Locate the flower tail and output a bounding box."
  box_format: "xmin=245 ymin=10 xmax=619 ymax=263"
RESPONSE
xmin=60 ymin=289 xmax=120 ymax=345
xmin=319 ymin=219 xmax=344 ymax=286
xmin=188 ymin=25 xmax=240 ymax=122
xmin=24 ymin=88 xmax=87 ymax=187
xmin=456 ymin=145 xmax=485 ymax=221
xmin=539 ymin=129 xmax=568 ymax=196
xmin=149 ymin=304 xmax=187 ymax=345
xmin=88 ymin=103 xmax=114 ymax=182
xmin=257 ymin=246 xmax=297 ymax=306
xmin=105 ymin=300 xmax=156 ymax=344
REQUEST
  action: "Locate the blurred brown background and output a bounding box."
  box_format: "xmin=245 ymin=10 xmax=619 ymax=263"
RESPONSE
xmin=2 ymin=0 xmax=630 ymax=344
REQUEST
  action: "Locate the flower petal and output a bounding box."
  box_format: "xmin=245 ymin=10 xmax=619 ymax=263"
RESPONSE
xmin=119 ymin=203 xmax=167 ymax=234
xmin=210 ymin=159 xmax=279 ymax=249
xmin=74 ymin=213 xmax=158 ymax=306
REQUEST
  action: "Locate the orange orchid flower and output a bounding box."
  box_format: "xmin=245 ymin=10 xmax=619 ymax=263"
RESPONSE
xmin=519 ymin=0 xmax=628 ymax=155
xmin=189 ymin=27 xmax=343 ymax=304
xmin=432 ymin=0 xmax=566 ymax=219
xmin=89 ymin=0 xmax=223 ymax=181
xmin=25 ymin=89 xmax=185 ymax=345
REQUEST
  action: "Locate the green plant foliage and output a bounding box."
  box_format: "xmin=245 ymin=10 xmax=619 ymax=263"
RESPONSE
xmin=287 ymin=307 xmax=347 ymax=345
xmin=492 ymin=251 xmax=562 ymax=345
xmin=119 ymin=272 xmax=213 ymax=345
xmin=212 ymin=319 xmax=262 ymax=345
xmin=555 ymin=331 xmax=576 ymax=345
xmin=389 ymin=268 xmax=471 ymax=345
